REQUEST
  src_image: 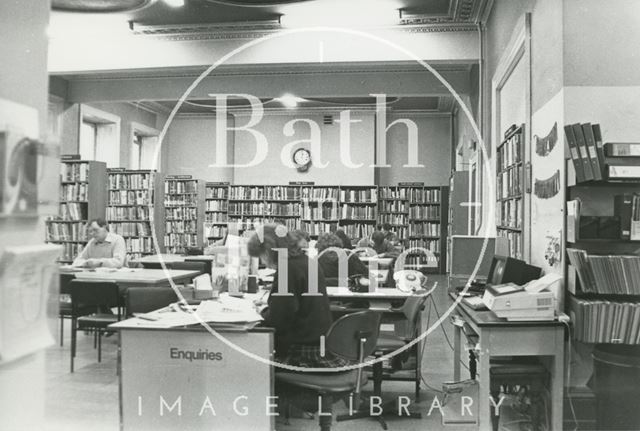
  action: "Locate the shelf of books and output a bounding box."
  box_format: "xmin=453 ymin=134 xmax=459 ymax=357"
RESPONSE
xmin=446 ymin=171 xmax=470 ymax=273
xmin=300 ymin=186 xmax=340 ymax=237
xmin=565 ymin=139 xmax=640 ymax=344
xmin=496 ymin=124 xmax=524 ymax=260
xmin=45 ymin=158 xmax=107 ymax=263
xmin=264 ymin=186 xmax=302 ymax=232
xmin=106 ymin=169 xmax=165 ymax=260
xmin=163 ymin=176 xmax=205 ymax=254
xmin=204 ymin=182 xmax=229 ymax=246
xmin=339 ymin=186 xmax=377 ymax=241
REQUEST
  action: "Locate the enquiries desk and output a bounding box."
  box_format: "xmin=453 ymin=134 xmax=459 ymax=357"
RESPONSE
xmin=449 ymin=292 xmax=564 ymax=431
xmin=112 ymin=318 xmax=274 ymax=431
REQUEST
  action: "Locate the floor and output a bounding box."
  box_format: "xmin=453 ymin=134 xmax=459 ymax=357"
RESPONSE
xmin=43 ymin=276 xmax=485 ymax=430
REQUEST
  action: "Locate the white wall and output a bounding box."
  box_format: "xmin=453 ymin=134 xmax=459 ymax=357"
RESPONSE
xmin=232 ymin=111 xmax=375 ymax=185
xmin=378 ymin=114 xmax=452 ymax=186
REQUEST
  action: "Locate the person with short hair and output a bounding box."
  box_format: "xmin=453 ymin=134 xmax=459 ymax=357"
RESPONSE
xmin=380 ymin=222 xmax=400 ymax=245
xmin=72 ymin=218 xmax=126 ymax=269
xmin=316 ymin=232 xmax=368 ymax=280
xmin=334 ymin=229 xmax=353 ymax=250
xmin=247 ymin=224 xmax=345 ymax=368
xmin=356 ymin=230 xmax=399 ymax=257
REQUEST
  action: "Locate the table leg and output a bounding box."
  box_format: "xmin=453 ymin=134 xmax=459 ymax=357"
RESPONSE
xmin=550 ymin=335 xmax=565 ymax=431
xmin=453 ymin=322 xmax=461 ymax=382
xmin=477 ymin=335 xmax=491 ymax=431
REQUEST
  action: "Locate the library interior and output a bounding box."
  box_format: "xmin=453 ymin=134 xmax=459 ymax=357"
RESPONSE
xmin=2 ymin=0 xmax=640 ymax=430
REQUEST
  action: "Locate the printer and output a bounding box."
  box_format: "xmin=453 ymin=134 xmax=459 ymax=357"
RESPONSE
xmin=482 ymin=274 xmax=562 ymax=321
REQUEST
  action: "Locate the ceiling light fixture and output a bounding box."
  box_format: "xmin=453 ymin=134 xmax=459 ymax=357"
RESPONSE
xmin=164 ymin=0 xmax=185 ymax=7
xmin=273 ymin=94 xmax=306 ymax=109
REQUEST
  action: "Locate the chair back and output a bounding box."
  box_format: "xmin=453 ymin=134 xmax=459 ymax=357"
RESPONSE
xmin=400 ymin=290 xmax=430 ymax=336
xmin=59 ymin=273 xmax=75 ymax=295
xmin=70 ymin=280 xmax=121 ymax=317
xmin=326 ymin=310 xmax=381 ymax=362
xmin=126 ymin=287 xmax=178 ymax=316
xmin=168 ymin=261 xmax=206 ymax=274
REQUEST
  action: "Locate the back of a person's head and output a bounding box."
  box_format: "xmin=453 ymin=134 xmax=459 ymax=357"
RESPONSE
xmin=371 ymin=230 xmax=386 ymax=245
xmin=246 ymin=224 xmax=303 ymax=262
xmin=334 ymin=229 xmax=352 ymax=249
xmin=382 ymin=223 xmax=392 ymax=231
xmin=316 ymin=232 xmax=343 ymax=253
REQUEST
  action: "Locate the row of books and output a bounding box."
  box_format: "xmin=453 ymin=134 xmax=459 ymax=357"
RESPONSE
xmin=108 ymin=190 xmax=153 ymax=205
xmin=379 ymin=214 xmax=407 ymax=224
xmin=379 ymin=202 xmax=408 ymax=212
xmin=265 ymin=203 xmax=300 ymax=216
xmin=341 ymin=205 xmax=375 ymax=219
xmin=403 ymin=255 xmax=438 ymax=267
xmin=301 ymin=206 xmax=338 ymax=220
xmin=264 ymin=186 xmax=301 ymax=200
xmin=59 ymin=202 xmax=87 ymax=220
xmin=228 ymin=202 xmax=265 ymax=215
xmin=165 ymin=180 xmax=199 ymax=194
xmin=164 ymin=233 xmax=199 ymax=252
xmin=299 ymin=221 xmax=337 ymax=236
xmin=205 ymin=213 xmax=228 ymax=223
xmin=206 ymin=187 xmax=228 ymax=199
xmin=406 ymin=188 xmax=441 ymax=203
xmin=564 ymin=123 xmax=605 ymax=182
xmin=229 ymin=186 xmax=264 ymax=200
xmin=124 ymin=237 xmax=155 ymax=253
xmin=498 ymin=199 xmax=522 ymax=229
xmin=61 ymin=184 xmax=88 ymax=201
xmin=164 ymin=196 xmax=198 ymax=207
xmin=409 ymin=206 xmax=440 ymax=219
xmin=106 ymin=206 xmax=150 ymax=220
xmin=340 ymin=189 xmax=378 ymax=203
xmin=61 ymin=163 xmax=89 ymax=182
xmin=165 ymin=220 xmax=198 ymax=233
xmin=614 ymin=193 xmax=640 ymax=240
xmin=379 ymin=187 xmax=408 ymax=199
xmin=571 ymin=296 xmax=640 ymax=344
xmin=165 ymin=207 xmax=197 ymax=220
xmin=109 ymin=173 xmax=154 ymax=190
xmin=205 ymin=201 xmax=228 ymax=212
xmin=498 ymin=229 xmax=523 ymax=260
xmin=497 ymin=128 xmax=522 ymax=172
xmin=339 ymin=223 xmax=374 ymax=239
xmin=567 ymin=249 xmax=640 ymax=295
xmin=204 ymin=224 xmax=227 ymax=238
xmin=59 ymin=243 xmax=84 ymax=262
xmin=301 ymin=187 xmax=339 ymax=201
xmin=406 ymin=239 xmax=440 ymax=253
xmin=108 ymin=222 xmax=152 ymax=237
xmin=497 ymin=168 xmax=522 ymax=199
xmin=408 ymin=222 xmax=440 ymax=237
xmin=46 ymin=222 xmax=88 ymax=242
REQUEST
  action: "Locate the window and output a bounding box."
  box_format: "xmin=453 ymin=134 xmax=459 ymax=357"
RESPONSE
xmin=130 ymin=122 xmax=160 ymax=170
xmin=78 ymin=105 xmax=121 ymax=167
xmin=80 ymin=121 xmax=98 ymax=160
xmin=131 ymin=132 xmax=143 ymax=170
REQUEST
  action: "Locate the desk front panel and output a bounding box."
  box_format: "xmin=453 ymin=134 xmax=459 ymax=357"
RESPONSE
xmin=120 ymin=329 xmax=274 ymax=431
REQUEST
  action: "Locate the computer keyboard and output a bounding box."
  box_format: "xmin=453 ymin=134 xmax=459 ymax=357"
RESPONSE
xmin=461 ymin=295 xmax=488 ymax=310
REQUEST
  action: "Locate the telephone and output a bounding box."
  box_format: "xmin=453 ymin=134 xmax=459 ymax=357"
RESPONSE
xmin=348 ymin=274 xmax=370 ymax=293
xmin=393 ymin=270 xmax=427 ymax=293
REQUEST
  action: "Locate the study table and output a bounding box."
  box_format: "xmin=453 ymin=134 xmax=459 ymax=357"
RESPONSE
xmin=111 ymin=295 xmax=274 ymax=431
xmin=62 ymin=268 xmax=201 ymax=288
xmin=449 ymin=292 xmax=564 ymax=431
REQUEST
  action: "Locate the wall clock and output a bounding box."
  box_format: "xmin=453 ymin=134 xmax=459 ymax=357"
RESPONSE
xmin=292 ymin=148 xmax=312 ymax=172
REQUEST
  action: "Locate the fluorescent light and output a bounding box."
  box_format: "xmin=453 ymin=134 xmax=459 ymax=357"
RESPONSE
xmin=273 ymin=94 xmax=306 ymax=109
xmin=164 ymin=0 xmax=184 ymax=7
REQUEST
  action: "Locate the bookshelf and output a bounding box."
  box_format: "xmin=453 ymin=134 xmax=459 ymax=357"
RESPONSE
xmin=106 ymin=169 xmax=165 ymax=260
xmin=566 ymin=159 xmax=640 ymax=345
xmin=301 ymin=186 xmax=340 ymax=237
xmin=45 ymin=159 xmax=107 ymax=263
xmin=447 ymin=171 xmax=470 ymax=273
xmin=204 ymin=182 xmax=229 ymax=246
xmin=163 ymin=176 xmax=205 ymax=254
xmin=496 ymin=124 xmax=524 ymax=260
xmin=339 ymin=186 xmax=378 ymax=241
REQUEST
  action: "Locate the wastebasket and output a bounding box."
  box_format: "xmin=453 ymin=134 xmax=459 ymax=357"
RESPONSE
xmin=592 ymin=344 xmax=640 ymax=430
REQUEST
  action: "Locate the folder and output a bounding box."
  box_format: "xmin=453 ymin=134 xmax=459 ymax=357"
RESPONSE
xmin=582 ymin=123 xmax=603 ymax=180
xmin=614 ymin=194 xmax=633 ymax=240
xmin=564 ymin=125 xmax=586 ymax=183
xmin=592 ymin=124 xmax=607 ymax=171
xmin=604 ymin=142 xmax=640 ymax=157
xmin=632 ymin=194 xmax=640 ymax=241
xmin=572 ymin=124 xmax=594 ymax=181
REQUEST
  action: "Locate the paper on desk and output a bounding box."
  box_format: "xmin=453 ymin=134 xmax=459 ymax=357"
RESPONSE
xmin=196 ymin=297 xmax=263 ymax=323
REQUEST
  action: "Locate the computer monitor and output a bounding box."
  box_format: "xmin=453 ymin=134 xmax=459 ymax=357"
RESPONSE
xmin=487 ymin=255 xmax=542 ymax=286
xmin=449 ymin=236 xmax=509 ymax=280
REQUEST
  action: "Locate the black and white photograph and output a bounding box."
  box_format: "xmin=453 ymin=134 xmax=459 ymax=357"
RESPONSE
xmin=1 ymin=0 xmax=640 ymax=430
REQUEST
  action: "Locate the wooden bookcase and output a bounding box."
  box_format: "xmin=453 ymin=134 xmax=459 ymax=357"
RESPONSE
xmin=163 ymin=176 xmax=205 ymax=254
xmin=45 ymin=159 xmax=107 ymax=263
xmin=300 ymin=185 xmax=340 ymax=237
xmin=447 ymin=171 xmax=470 ymax=273
xmin=106 ymin=169 xmax=165 ymax=260
xmin=496 ymin=124 xmax=524 ymax=260
xmin=339 ymin=186 xmax=378 ymax=241
xmin=204 ymin=182 xmax=229 ymax=246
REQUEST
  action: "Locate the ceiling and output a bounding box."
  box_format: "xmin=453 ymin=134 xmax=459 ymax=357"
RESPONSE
xmin=52 ymin=0 xmax=491 ymax=27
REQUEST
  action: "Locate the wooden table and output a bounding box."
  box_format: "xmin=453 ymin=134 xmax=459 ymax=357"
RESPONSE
xmin=326 ymin=286 xmax=411 ymax=300
xmin=68 ymin=268 xmax=201 ymax=288
xmin=449 ymin=292 xmax=564 ymax=430
xmin=131 ymin=254 xmax=216 ymax=265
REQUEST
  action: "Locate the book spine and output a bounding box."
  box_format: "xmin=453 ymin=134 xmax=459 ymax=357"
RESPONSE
xmin=565 ymin=125 xmax=586 ymax=183
xmin=572 ymin=124 xmax=594 ymax=181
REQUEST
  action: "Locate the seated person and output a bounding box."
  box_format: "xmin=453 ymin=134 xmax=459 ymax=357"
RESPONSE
xmin=316 ymin=232 xmax=369 ymax=281
xmin=334 ymin=229 xmax=353 ymax=250
xmin=356 ymin=230 xmax=400 ymax=258
xmin=380 ymin=222 xmax=400 ymax=245
xmin=290 ymin=229 xmax=310 ymax=250
xmin=247 ymin=224 xmax=346 ymax=368
xmin=72 ymin=218 xmax=126 ymax=269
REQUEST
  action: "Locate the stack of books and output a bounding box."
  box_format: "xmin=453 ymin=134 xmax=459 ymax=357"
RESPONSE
xmin=567 ymin=248 xmax=640 ymax=295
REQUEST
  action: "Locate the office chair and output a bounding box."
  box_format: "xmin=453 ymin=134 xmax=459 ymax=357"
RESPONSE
xmin=373 ymin=289 xmax=430 ymax=405
xmin=58 ymin=273 xmax=92 ymax=347
xmin=125 ymin=287 xmax=179 ymax=317
xmin=275 ymin=310 xmax=381 ymax=431
xmin=69 ymin=280 xmax=122 ymax=372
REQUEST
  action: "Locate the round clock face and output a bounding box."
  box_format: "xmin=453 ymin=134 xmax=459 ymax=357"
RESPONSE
xmin=293 ymin=148 xmax=311 ymax=169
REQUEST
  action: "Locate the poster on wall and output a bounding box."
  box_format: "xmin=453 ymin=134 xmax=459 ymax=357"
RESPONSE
xmin=530 ymin=90 xmax=565 ymax=275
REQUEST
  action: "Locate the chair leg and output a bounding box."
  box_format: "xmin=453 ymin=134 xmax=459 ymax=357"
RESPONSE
xmin=372 ymin=361 xmax=383 ymax=397
xmin=94 ymin=330 xmax=98 ymax=349
xmin=97 ymin=330 xmax=102 ymax=363
xmin=318 ymin=394 xmax=332 ymax=431
xmin=59 ymin=316 xmax=64 ymax=347
xmin=70 ymin=318 xmax=76 ymax=373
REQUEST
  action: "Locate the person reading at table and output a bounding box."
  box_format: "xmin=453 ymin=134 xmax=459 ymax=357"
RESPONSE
xmin=356 ymin=230 xmax=400 ymax=258
xmin=316 ymin=232 xmax=368 ymax=280
xmin=72 ymin=218 xmax=126 ymax=269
